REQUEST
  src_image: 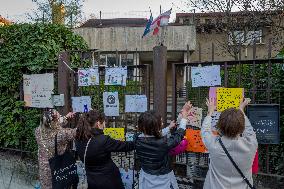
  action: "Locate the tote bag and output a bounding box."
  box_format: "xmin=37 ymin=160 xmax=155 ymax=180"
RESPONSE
xmin=49 ymin=134 xmax=79 ymax=189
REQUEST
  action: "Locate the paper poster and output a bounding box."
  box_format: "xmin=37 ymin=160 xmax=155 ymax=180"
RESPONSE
xmin=185 ymin=129 xmax=207 ymax=153
xmin=126 ymin=133 xmax=135 ymax=141
xmin=217 ymin=88 xmax=244 ymax=112
xmin=104 ymin=128 xmax=125 ymax=141
xmin=209 ymin=87 xmax=219 ymax=107
xmin=23 ymin=73 xmax=54 ymax=108
xmin=78 ymin=68 xmax=99 ymax=86
xmin=125 ymin=95 xmax=147 ymax=113
xmin=52 ymin=94 xmax=65 ymax=106
xmin=103 ymin=92 xmax=119 ymax=116
xmin=89 ymin=68 xmax=100 ymax=85
xmin=247 ymin=105 xmax=280 ymax=144
xmin=188 ymin=107 xmax=203 ymax=128
xmin=191 ymin=65 xmax=221 ymax=87
xmin=119 ymin=168 xmax=134 ymax=189
xmin=211 ymin=111 xmax=221 ymax=131
xmin=71 ymin=96 xmax=91 ymax=113
xmin=105 ymin=67 xmax=127 ymax=86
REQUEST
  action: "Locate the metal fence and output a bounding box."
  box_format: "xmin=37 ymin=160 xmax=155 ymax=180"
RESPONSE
xmin=172 ymin=58 xmax=284 ymax=188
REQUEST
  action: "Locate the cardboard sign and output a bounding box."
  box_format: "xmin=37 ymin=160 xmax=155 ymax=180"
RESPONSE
xmin=247 ymin=104 xmax=280 ymax=144
xmin=104 ymin=128 xmax=125 ymax=141
xmin=217 ymin=88 xmax=244 ymax=112
xmin=186 ymin=129 xmax=207 ymax=153
xmin=191 ymin=65 xmax=221 ymax=87
xmin=23 ymin=73 xmax=54 ymax=108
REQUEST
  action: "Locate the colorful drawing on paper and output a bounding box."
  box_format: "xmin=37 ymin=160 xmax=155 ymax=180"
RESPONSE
xmin=52 ymin=94 xmax=65 ymax=106
xmin=217 ymin=88 xmax=244 ymax=112
xmin=211 ymin=111 xmax=221 ymax=131
xmin=125 ymin=95 xmax=147 ymax=113
xmin=89 ymin=68 xmax=99 ymax=85
xmin=125 ymin=133 xmax=135 ymax=141
xmin=185 ymin=129 xmax=207 ymax=153
xmin=187 ymin=107 xmax=203 ymax=128
xmin=105 ymin=67 xmax=127 ymax=86
xmin=23 ymin=73 xmax=54 ymax=108
xmin=191 ymin=65 xmax=221 ymax=87
xmin=104 ymin=128 xmax=125 ymax=141
xmin=78 ymin=68 xmax=99 ymax=86
xmin=103 ymin=92 xmax=119 ymax=116
xmin=119 ymin=168 xmax=134 ymax=189
xmin=71 ymin=96 xmax=91 ymax=113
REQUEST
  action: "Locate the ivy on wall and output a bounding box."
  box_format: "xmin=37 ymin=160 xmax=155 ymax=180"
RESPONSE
xmin=0 ymin=24 xmax=87 ymax=154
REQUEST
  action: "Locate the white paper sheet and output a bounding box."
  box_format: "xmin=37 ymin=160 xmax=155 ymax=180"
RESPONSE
xmin=71 ymin=96 xmax=92 ymax=113
xmin=78 ymin=68 xmax=99 ymax=86
xmin=103 ymin=92 xmax=119 ymax=116
xmin=52 ymin=94 xmax=65 ymax=107
xmin=191 ymin=65 xmax=221 ymax=87
xmin=23 ymin=73 xmax=54 ymax=108
xmin=104 ymin=67 xmax=127 ymax=86
xmin=125 ymin=95 xmax=147 ymax=113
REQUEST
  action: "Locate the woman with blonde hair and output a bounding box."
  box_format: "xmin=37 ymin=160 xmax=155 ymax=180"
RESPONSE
xmin=35 ymin=109 xmax=76 ymax=189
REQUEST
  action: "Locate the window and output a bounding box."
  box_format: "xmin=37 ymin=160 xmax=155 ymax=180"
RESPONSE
xmin=99 ymin=53 xmax=134 ymax=66
xmin=228 ymin=30 xmax=262 ymax=45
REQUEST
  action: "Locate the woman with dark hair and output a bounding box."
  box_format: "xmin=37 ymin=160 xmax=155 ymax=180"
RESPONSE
xmin=134 ymin=102 xmax=191 ymax=189
xmin=201 ymin=98 xmax=258 ymax=189
xmin=75 ymin=110 xmax=134 ymax=189
xmin=35 ymin=109 xmax=76 ymax=189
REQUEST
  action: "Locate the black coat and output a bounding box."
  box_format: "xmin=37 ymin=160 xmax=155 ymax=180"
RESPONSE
xmin=75 ymin=128 xmax=134 ymax=189
xmin=135 ymin=128 xmax=185 ymax=175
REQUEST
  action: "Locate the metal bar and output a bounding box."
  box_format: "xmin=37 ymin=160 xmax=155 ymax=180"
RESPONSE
xmin=224 ymin=62 xmax=228 ymax=87
xmin=146 ymin=64 xmax=151 ymax=111
xmin=212 ymin=43 xmax=215 ymax=62
xmin=252 ymin=41 xmax=257 ymax=103
xmin=172 ymin=63 xmax=177 ymax=121
xmin=267 ymin=39 xmax=272 ymax=103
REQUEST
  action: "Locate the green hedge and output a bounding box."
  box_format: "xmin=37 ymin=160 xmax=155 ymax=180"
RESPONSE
xmin=0 ymin=24 xmax=87 ymax=154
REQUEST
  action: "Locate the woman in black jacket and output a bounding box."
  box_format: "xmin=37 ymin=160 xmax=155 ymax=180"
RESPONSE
xmin=75 ymin=110 xmax=134 ymax=189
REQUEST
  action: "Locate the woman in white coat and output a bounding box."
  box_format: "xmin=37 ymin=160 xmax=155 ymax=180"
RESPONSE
xmin=201 ymin=98 xmax=258 ymax=189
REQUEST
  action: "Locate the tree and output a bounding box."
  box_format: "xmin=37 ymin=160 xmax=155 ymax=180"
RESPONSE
xmin=30 ymin=0 xmax=85 ymax=27
xmin=181 ymin=0 xmax=284 ymax=59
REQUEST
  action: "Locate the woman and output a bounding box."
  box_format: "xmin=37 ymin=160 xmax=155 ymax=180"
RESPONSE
xmin=134 ymin=102 xmax=190 ymax=189
xmin=75 ymin=110 xmax=134 ymax=189
xmin=201 ymin=98 xmax=258 ymax=189
xmin=35 ymin=109 xmax=76 ymax=189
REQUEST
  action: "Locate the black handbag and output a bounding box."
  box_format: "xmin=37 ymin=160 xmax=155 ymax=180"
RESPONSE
xmin=218 ymin=138 xmax=256 ymax=189
xmin=49 ymin=134 xmax=79 ymax=189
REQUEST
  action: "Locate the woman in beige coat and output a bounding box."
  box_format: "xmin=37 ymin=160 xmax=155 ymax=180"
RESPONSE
xmin=201 ymin=98 xmax=258 ymax=189
xmin=35 ymin=109 xmax=76 ymax=189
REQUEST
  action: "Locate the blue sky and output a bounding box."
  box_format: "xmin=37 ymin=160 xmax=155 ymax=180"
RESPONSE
xmin=0 ymin=0 xmax=191 ymax=23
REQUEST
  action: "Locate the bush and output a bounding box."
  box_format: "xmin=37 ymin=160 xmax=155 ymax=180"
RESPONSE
xmin=0 ymin=23 xmax=87 ymax=154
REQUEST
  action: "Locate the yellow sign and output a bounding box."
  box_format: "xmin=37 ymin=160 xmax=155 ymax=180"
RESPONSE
xmin=217 ymin=88 xmax=244 ymax=112
xmin=104 ymin=128 xmax=125 ymax=141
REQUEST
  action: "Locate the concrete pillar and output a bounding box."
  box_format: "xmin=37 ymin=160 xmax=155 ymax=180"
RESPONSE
xmin=153 ymin=46 xmax=167 ymax=126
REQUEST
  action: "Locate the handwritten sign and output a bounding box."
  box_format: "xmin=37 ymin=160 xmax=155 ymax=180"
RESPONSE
xmin=78 ymin=68 xmax=99 ymax=86
xmin=103 ymin=92 xmax=119 ymax=116
xmin=52 ymin=94 xmax=65 ymax=107
xmin=191 ymin=65 xmax=221 ymax=87
xmin=71 ymin=96 xmax=91 ymax=113
xmin=104 ymin=128 xmax=125 ymax=141
xmin=209 ymin=87 xmax=219 ymax=107
xmin=186 ymin=129 xmax=207 ymax=153
xmin=125 ymin=95 xmax=147 ymax=113
xmin=105 ymin=67 xmax=127 ymax=86
xmin=23 ymin=73 xmax=54 ymax=108
xmin=247 ymin=104 xmax=280 ymax=144
xmin=217 ymin=88 xmax=244 ymax=112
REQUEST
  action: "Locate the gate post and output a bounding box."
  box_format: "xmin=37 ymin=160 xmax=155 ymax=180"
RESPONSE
xmin=153 ymin=46 xmax=167 ymax=126
xmin=58 ymin=51 xmax=72 ymax=115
